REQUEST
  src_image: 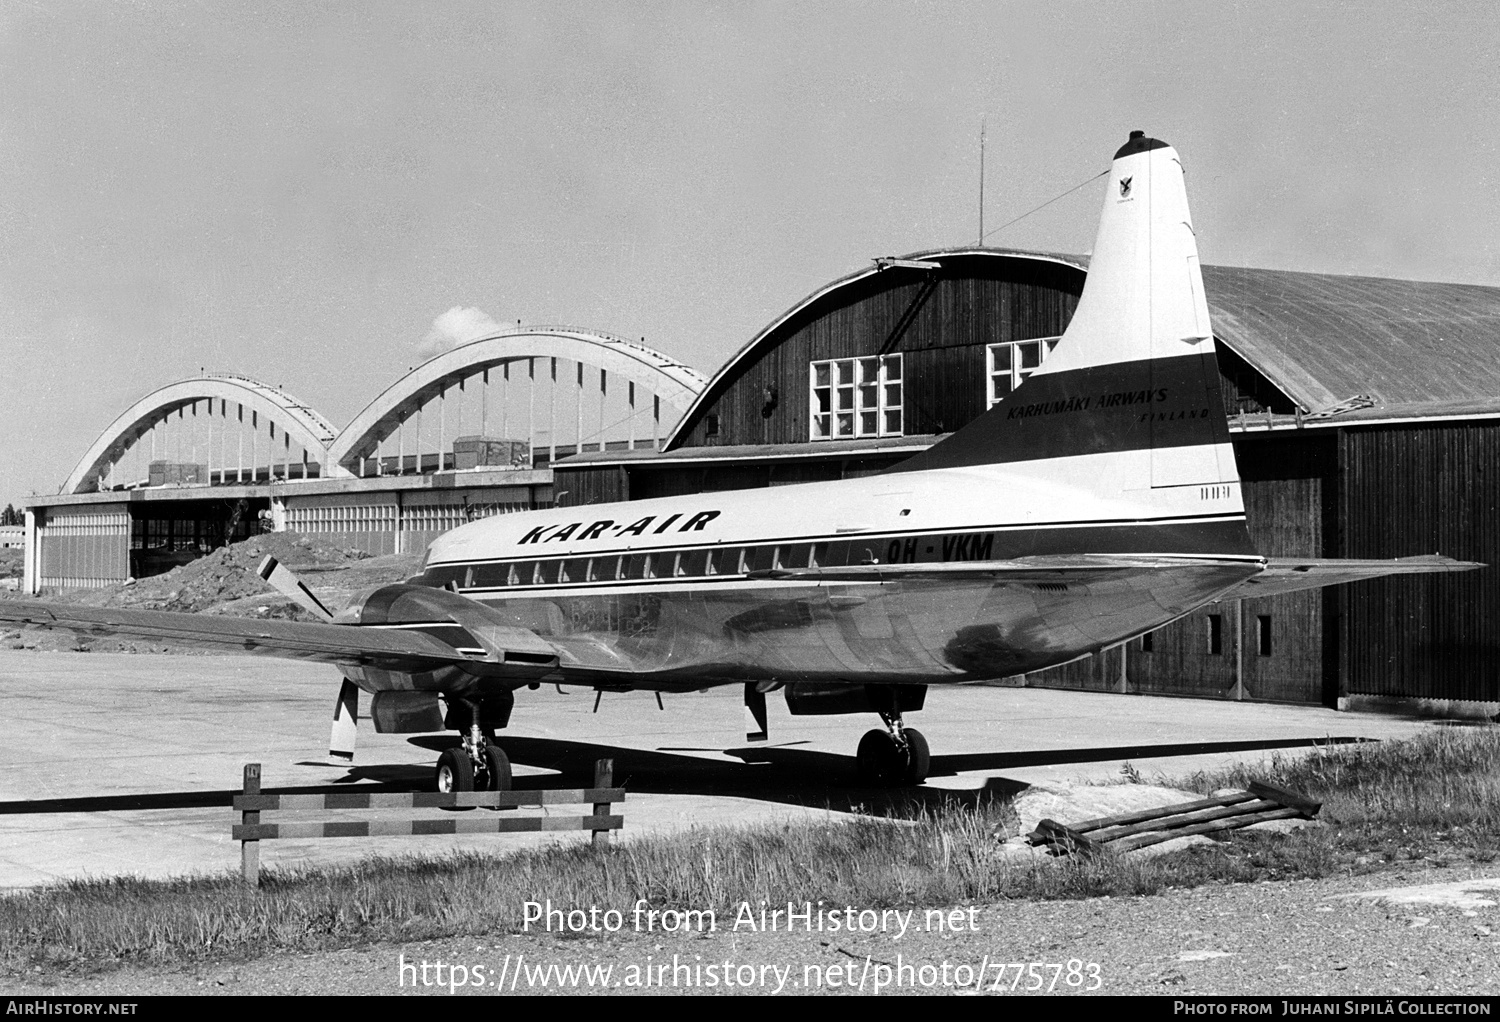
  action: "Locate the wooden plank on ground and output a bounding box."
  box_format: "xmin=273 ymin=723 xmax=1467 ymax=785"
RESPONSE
xmin=1106 ymin=807 xmax=1304 ymax=852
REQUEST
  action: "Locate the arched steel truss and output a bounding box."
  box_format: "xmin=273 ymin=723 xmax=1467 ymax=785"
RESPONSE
xmin=64 ymin=329 xmax=707 ymax=492
xmin=64 ymin=375 xmax=340 ymax=494
xmin=328 ymin=327 xmax=706 ymax=474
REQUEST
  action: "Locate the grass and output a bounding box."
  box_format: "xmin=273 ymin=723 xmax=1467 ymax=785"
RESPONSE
xmin=4 ymin=725 xmax=1498 ymax=977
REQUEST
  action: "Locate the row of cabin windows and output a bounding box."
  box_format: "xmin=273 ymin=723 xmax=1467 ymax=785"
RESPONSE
xmin=1138 ymin=615 xmax=1274 ymax=657
xmin=466 ymin=543 xmax=831 ymax=589
xmin=803 ymin=338 xmax=1062 ymax=442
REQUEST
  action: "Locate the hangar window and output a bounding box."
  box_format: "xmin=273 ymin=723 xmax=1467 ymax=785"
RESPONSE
xmin=810 ymin=355 xmax=902 ymax=440
xmin=987 ymin=337 xmax=1060 ymax=407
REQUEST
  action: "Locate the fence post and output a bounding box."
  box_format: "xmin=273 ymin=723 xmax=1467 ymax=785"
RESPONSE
xmin=241 ymin=762 xmax=261 ymax=888
xmin=592 ymin=758 xmax=613 ymax=849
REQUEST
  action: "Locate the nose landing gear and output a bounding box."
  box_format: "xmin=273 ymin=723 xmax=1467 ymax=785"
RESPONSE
xmin=434 ymin=699 xmax=513 ymax=793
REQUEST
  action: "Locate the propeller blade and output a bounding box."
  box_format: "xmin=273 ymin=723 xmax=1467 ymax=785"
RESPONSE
xmin=329 ymin=679 xmax=359 ymax=764
xmin=744 ymin=682 xmax=768 ymax=742
xmin=256 ymin=555 xmax=335 ymax=623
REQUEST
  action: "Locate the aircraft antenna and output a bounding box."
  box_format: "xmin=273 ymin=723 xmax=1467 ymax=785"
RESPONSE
xmin=978 ymin=115 xmax=985 ymax=246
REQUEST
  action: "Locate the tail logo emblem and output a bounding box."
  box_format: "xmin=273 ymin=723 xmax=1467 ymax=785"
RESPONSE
xmin=1119 ymin=176 xmax=1133 ymax=198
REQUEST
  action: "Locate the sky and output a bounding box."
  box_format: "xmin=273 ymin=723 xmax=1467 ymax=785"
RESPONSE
xmin=2 ymin=1 xmax=1497 ymax=507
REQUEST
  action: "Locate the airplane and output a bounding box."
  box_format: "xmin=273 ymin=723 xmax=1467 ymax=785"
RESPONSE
xmin=1 ymin=131 xmax=1479 ymax=792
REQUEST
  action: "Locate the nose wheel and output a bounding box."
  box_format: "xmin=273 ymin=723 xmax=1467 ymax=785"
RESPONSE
xmin=435 ymin=742 xmax=513 ymax=793
xmin=435 ymin=699 xmax=513 ymax=793
xmin=856 ymin=712 xmax=929 ymax=787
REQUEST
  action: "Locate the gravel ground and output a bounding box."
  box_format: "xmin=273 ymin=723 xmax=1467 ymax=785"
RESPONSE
xmin=9 ymin=863 xmax=1499 ymax=996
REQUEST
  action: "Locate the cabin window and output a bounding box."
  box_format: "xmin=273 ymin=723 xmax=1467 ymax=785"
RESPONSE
xmin=676 ymin=550 xmax=707 ymax=577
xmin=735 ymin=547 xmax=767 ymax=573
xmin=986 ymin=337 xmax=1060 ymax=407
xmin=1140 ymin=631 xmax=1153 ymax=654
xmin=622 ymin=555 xmax=648 ymax=580
xmin=810 ymin=354 xmax=903 ymax=440
xmin=1257 ymin=615 xmax=1273 ymax=656
xmin=1207 ymin=614 xmax=1223 ymax=656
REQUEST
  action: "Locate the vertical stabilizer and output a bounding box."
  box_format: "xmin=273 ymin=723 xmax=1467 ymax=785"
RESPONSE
xmin=893 ymin=131 xmax=1238 ymax=492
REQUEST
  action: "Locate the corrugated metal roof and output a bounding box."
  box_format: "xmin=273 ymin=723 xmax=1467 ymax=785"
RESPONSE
xmin=1201 ymin=266 xmax=1500 ymax=417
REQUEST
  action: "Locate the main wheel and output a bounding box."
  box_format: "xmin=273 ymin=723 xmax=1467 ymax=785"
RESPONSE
xmin=903 ymin=728 xmax=931 ymax=785
xmin=483 ymin=744 xmax=512 ymax=793
xmin=857 ymin=729 xmax=905 ymax=787
xmin=435 ymin=747 xmax=475 ymax=793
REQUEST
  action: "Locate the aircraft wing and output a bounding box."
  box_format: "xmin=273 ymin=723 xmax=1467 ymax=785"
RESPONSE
xmin=0 ymin=599 xmax=498 ymax=672
xmin=1210 ymin=555 xmax=1483 ymax=601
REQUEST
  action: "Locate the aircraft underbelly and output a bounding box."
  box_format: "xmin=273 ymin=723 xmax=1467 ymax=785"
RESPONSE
xmin=477 ymin=561 xmax=1253 ymax=684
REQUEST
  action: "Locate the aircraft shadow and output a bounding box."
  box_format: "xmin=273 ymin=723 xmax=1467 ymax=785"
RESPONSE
xmin=0 ymin=735 xmax=1365 ymax=820
xmin=398 ymin=732 xmax=1367 ymax=819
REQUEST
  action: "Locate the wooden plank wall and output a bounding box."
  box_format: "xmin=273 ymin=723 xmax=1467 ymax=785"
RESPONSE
xmin=675 ymin=258 xmax=1083 ymax=448
xmin=1341 ymin=423 xmax=1500 ymax=702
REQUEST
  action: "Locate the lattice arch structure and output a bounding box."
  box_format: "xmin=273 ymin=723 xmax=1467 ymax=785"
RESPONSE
xmin=64 ymin=375 xmax=341 ymax=494
xmin=328 ymin=327 xmax=707 ymax=477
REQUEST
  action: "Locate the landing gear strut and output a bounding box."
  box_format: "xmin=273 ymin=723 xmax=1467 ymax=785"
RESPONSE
xmin=856 ymin=710 xmax=929 ymax=787
xmin=434 ymin=699 xmax=512 ymax=793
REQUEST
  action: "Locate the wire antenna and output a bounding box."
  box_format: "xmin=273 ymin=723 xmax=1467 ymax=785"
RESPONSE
xmin=980 ymin=168 xmax=1109 ymax=245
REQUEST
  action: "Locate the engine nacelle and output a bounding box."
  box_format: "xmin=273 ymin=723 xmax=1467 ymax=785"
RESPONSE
xmin=337 ymin=583 xmax=559 ymax=673
xmin=369 ymin=691 xmax=444 ymax=733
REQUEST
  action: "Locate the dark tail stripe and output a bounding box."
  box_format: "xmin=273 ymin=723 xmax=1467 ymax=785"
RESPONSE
xmin=889 ymin=352 xmax=1232 ymax=474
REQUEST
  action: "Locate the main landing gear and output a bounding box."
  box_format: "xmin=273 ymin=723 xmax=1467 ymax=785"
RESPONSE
xmin=856 ymin=710 xmax=930 ymax=787
xmin=435 ymin=699 xmax=512 ymax=793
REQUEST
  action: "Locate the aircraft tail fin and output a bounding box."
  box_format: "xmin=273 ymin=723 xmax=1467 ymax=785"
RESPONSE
xmin=892 ymin=131 xmax=1239 ymax=492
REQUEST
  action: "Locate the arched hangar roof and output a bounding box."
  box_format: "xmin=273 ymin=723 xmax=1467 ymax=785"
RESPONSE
xmin=665 ymin=247 xmax=1500 ymax=448
xmin=65 ymin=375 xmax=340 ymax=494
xmin=329 ymin=326 xmax=708 ymax=471
xmin=1201 ymin=265 xmax=1500 ymax=420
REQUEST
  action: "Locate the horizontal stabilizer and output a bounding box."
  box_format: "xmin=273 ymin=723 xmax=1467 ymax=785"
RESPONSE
xmin=1214 ymin=556 xmax=1483 ymax=601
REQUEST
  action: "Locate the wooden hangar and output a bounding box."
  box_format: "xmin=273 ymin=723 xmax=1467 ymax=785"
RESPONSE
xmin=554 ymin=248 xmax=1500 ymax=715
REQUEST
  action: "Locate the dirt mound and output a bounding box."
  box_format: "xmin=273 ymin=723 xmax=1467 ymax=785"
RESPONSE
xmin=2 ymin=533 xmax=422 ymax=652
xmin=68 ymin=533 xmax=418 ymax=615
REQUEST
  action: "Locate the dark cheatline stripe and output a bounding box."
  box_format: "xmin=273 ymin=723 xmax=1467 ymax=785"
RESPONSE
xmin=888 ymin=352 xmax=1232 ymax=475
xmin=420 ymin=516 xmax=1257 ymax=592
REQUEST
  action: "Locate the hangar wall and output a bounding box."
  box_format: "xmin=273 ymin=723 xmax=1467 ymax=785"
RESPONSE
xmin=1340 ymin=422 xmax=1500 ymax=704
xmin=34 ymin=503 xmax=131 ymax=590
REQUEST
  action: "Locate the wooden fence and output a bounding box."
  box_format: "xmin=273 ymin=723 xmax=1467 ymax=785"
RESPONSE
xmin=233 ymin=759 xmax=624 ymax=886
